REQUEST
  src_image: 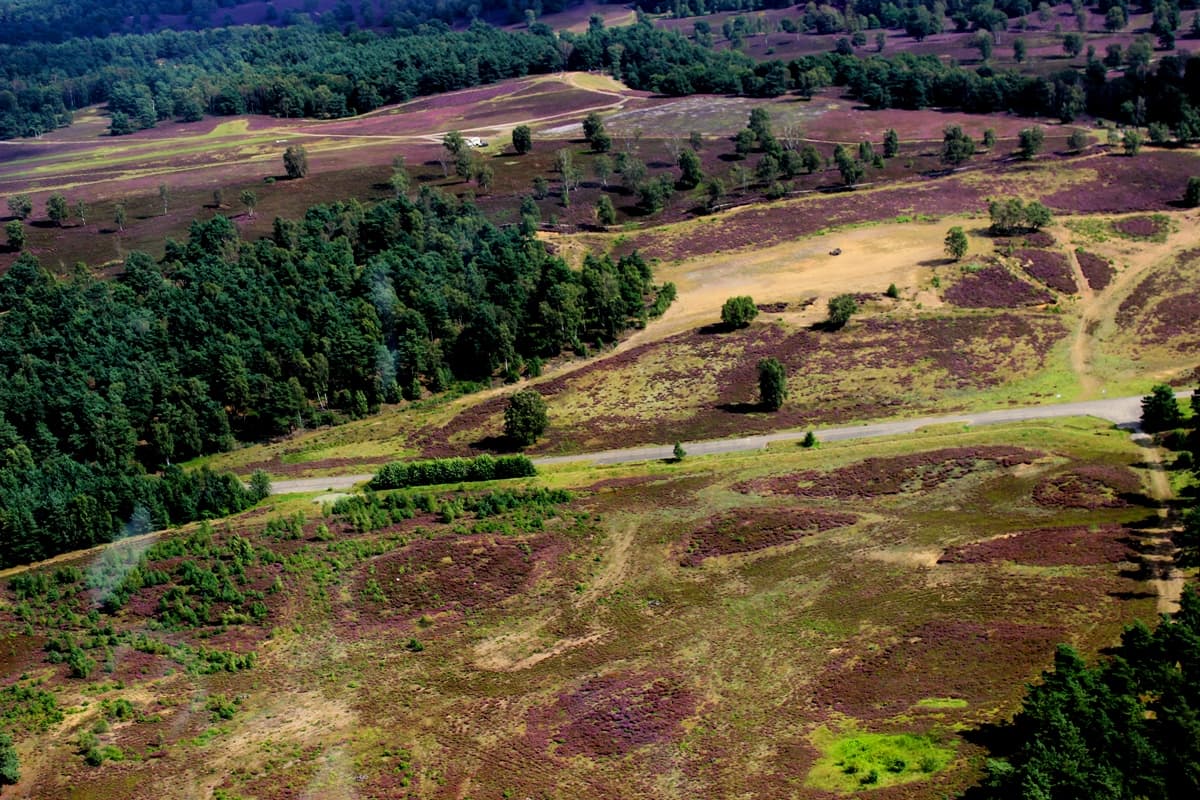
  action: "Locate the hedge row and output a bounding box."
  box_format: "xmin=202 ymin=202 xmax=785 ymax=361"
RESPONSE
xmin=368 ymin=454 xmax=536 ymax=490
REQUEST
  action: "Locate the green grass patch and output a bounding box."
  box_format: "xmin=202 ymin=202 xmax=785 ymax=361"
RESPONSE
xmin=1064 ymin=217 xmax=1111 ymax=244
xmin=914 ymin=697 xmax=969 ymax=710
xmin=806 ymin=726 xmax=955 ymax=792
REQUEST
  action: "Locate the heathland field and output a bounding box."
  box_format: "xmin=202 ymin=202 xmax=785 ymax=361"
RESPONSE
xmin=2 ymin=6 xmax=1199 ymax=797
xmin=0 ymin=418 xmax=1172 ymax=798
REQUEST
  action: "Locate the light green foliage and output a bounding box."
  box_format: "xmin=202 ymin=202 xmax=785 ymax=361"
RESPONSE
xmin=944 ymin=226 xmax=968 ymax=260
xmin=807 ymin=728 xmax=954 ymax=791
xmin=1123 ymin=129 xmax=1142 ymax=156
xmin=595 ymin=194 xmax=616 ymax=226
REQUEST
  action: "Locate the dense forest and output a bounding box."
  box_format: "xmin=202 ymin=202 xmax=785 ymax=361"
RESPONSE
xmin=0 ymin=0 xmax=594 ymax=45
xmin=4 ymin=3 xmax=1200 ymax=139
xmin=0 ymin=188 xmax=668 ymax=568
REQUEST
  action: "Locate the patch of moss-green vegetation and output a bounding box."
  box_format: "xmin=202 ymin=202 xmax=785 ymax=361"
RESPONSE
xmin=807 ymin=727 xmax=955 ymax=792
xmin=1064 ymin=218 xmax=1111 ymax=244
xmin=915 ymin=697 xmax=969 ymax=710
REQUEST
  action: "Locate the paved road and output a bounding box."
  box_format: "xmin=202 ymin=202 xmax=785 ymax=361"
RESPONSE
xmin=270 ymin=391 xmax=1192 ymax=495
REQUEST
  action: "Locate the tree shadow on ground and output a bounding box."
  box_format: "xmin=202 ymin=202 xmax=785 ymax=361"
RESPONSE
xmin=468 ymin=434 xmax=520 ymax=454
xmin=696 ymin=322 xmax=739 ymax=336
xmin=716 ymin=401 xmax=765 ymax=414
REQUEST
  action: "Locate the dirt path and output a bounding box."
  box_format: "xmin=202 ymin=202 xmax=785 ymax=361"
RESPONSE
xmin=1130 ymin=432 xmax=1186 ymax=614
xmin=1065 ymin=245 xmax=1101 ymax=398
xmin=1062 ymin=217 xmax=1200 ymax=399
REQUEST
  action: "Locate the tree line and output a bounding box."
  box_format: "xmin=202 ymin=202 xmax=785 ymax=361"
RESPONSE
xmin=4 ymin=9 xmax=1199 ymax=139
xmin=0 ymin=0 xmax=582 ymax=46
xmin=0 ymin=187 xmax=669 ymax=568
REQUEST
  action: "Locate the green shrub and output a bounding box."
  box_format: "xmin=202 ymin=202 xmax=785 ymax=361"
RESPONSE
xmin=369 ymin=454 xmax=536 ymax=490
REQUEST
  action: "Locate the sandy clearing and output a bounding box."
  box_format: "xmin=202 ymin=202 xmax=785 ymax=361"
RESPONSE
xmin=605 ymin=219 xmax=947 ymax=347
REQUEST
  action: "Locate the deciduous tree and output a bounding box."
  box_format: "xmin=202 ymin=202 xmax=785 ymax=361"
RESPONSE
xmin=240 ymin=189 xmax=257 ymax=219
xmin=283 ymin=144 xmax=309 ymax=179
xmin=6 ymin=194 xmax=32 ymax=220
xmin=46 ymin=192 xmax=68 ymax=226
xmin=1018 ymin=126 xmax=1045 ymax=160
xmin=504 ymin=389 xmax=548 ymax=447
xmin=944 ymin=226 xmax=968 ymax=260
xmin=4 ymin=219 xmax=24 ymax=250
xmin=941 ymin=125 xmax=975 ymax=168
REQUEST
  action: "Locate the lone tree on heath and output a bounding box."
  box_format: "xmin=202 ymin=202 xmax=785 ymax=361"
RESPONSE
xmin=582 ymin=111 xmax=611 ymax=153
xmin=240 ymin=189 xmax=258 ymax=219
xmin=1140 ymin=384 xmax=1183 ymax=433
xmin=158 ymin=183 xmax=170 ymax=215
xmin=1184 ymin=176 xmax=1200 ymax=208
xmin=7 ymin=194 xmax=32 ymax=220
xmin=595 ymin=194 xmax=616 ymax=226
xmin=721 ymin=295 xmax=758 ymax=329
xmin=504 ymin=388 xmax=548 ymax=447
xmin=114 ymin=203 xmax=127 ymax=232
xmin=1123 ymin=130 xmax=1143 ymax=157
xmin=5 ymin=220 xmax=25 ymax=251
xmin=945 ymin=226 xmax=968 ymax=260
xmin=826 ymin=294 xmax=858 ymax=329
xmin=1017 ymin=126 xmax=1045 ymax=160
xmin=673 ymin=441 xmax=686 ymax=461
xmin=46 ymin=192 xmax=69 ymax=227
xmin=283 ymin=144 xmax=309 ymax=179
xmin=883 ymin=128 xmax=900 ymax=158
xmin=758 ymin=357 xmax=788 ymax=411
xmin=512 ymin=124 xmax=532 ymax=155
xmin=941 ymin=125 xmax=975 ymax=168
